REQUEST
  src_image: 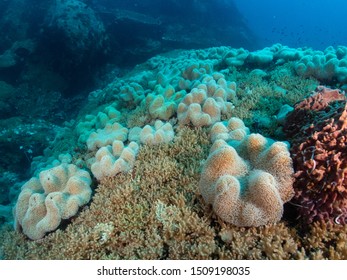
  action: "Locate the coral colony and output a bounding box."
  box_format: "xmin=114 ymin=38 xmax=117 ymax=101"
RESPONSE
xmin=2 ymin=44 xmax=347 ymax=259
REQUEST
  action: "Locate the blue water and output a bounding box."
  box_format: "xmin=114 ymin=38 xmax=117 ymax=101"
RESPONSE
xmin=234 ymin=0 xmax=347 ymax=49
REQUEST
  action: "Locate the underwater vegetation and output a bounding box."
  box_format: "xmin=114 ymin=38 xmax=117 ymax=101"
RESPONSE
xmin=1 ymin=43 xmax=347 ymax=260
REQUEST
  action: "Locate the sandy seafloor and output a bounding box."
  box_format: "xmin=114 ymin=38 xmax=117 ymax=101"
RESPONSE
xmin=1 ymin=44 xmax=347 ymax=260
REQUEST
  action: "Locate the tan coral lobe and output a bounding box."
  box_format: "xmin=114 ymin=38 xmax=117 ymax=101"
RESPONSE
xmin=200 ymin=118 xmax=294 ymax=227
xmin=14 ymin=164 xmax=92 ymax=240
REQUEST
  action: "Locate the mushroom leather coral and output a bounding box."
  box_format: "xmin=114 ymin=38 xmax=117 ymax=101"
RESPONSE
xmin=14 ymin=163 xmax=92 ymax=240
xmin=86 ymin=122 xmax=128 ymax=151
xmin=199 ymin=129 xmax=294 ymax=227
xmin=91 ymin=140 xmax=139 ymax=180
xmin=139 ymin=120 xmax=174 ymax=145
xmin=177 ymin=78 xmax=235 ymax=127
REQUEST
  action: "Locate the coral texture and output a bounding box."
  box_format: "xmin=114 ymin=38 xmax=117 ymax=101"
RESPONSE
xmin=1 ymin=128 xmax=347 ymax=260
xmin=86 ymin=122 xmax=128 ymax=151
xmin=91 ymin=140 xmax=139 ymax=180
xmin=14 ymin=163 xmax=92 ymax=240
xmin=177 ymin=76 xmax=235 ymax=127
xmin=210 ymin=117 xmax=250 ymax=143
xmin=295 ymin=86 xmax=346 ymax=111
xmin=290 ymin=102 xmax=347 ymax=224
xmin=129 ymin=120 xmax=175 ymax=145
xmin=144 ymin=85 xmax=185 ymax=120
xmin=76 ymin=104 xmax=121 ymax=144
xmin=139 ymin=121 xmax=174 ymax=145
xmin=284 ymin=86 xmax=346 ymax=146
xmin=294 ymin=46 xmax=347 ymax=84
xmin=200 ymin=118 xmax=294 ymax=227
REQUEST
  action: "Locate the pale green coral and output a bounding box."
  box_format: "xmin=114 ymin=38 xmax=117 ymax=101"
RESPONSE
xmin=86 ymin=122 xmax=128 ymax=151
xmin=76 ymin=103 xmax=122 ymax=144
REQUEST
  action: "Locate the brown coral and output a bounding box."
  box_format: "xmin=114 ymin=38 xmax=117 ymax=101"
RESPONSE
xmin=284 ymin=86 xmax=346 ymax=146
xmin=295 ymin=86 xmax=346 ymax=111
xmin=290 ymin=102 xmax=347 ymax=224
xmin=217 ymin=222 xmax=304 ymax=260
xmin=302 ymin=221 xmax=347 ymax=260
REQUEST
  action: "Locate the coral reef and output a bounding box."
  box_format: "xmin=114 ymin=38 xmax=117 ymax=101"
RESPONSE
xmin=0 ymin=127 xmax=346 ymax=259
xmin=2 ymin=44 xmax=347 ymax=259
